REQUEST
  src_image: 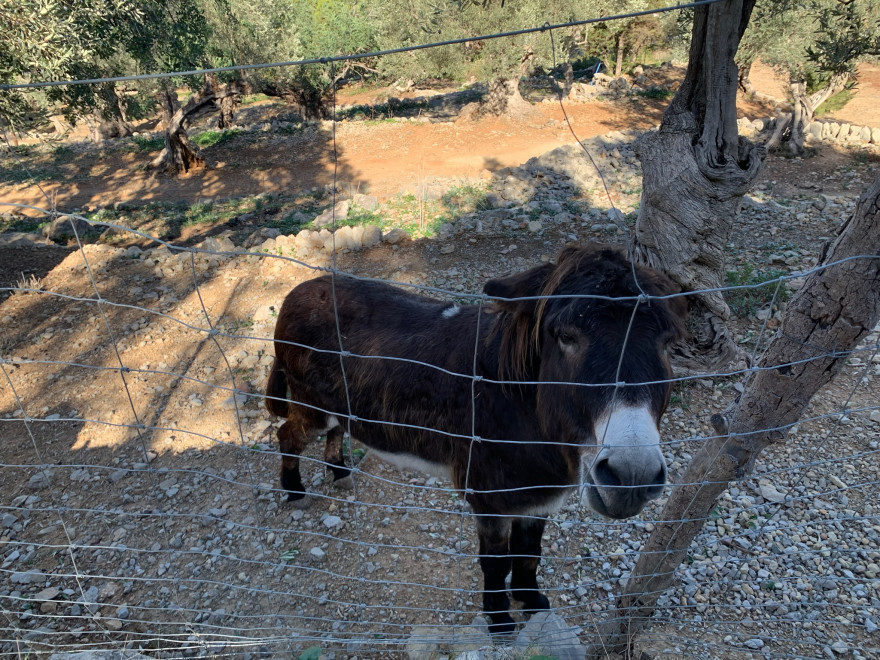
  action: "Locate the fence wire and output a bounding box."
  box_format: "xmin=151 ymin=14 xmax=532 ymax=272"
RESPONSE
xmin=2 ymin=6 xmax=880 ymax=660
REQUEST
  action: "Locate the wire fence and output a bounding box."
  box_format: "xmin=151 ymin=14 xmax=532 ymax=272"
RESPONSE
xmin=2 ymin=4 xmax=880 ymax=660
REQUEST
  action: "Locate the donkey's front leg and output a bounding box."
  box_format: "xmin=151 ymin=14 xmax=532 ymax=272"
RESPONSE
xmin=476 ymin=516 xmax=514 ymax=635
xmin=510 ymin=517 xmax=550 ymax=614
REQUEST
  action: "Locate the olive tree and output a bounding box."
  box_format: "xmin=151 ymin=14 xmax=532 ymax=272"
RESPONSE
xmin=740 ymin=0 xmax=880 ymax=154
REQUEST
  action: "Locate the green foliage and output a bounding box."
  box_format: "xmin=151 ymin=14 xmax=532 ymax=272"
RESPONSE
xmin=814 ymin=88 xmax=854 ymax=116
xmin=440 ymin=183 xmax=491 ymax=217
xmin=193 ymin=129 xmax=241 ymax=147
xmin=133 ymin=135 xmax=165 ymax=151
xmin=297 ymin=646 xmax=322 ymax=660
xmin=634 ymin=87 xmax=673 ymax=99
xmin=724 ymin=263 xmax=789 ymax=318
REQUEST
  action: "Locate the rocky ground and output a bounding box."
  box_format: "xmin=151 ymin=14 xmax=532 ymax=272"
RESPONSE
xmin=2 ymin=115 xmax=880 ymax=660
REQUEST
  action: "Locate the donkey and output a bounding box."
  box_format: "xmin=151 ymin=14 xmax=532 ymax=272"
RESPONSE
xmin=265 ymin=245 xmax=686 ymax=634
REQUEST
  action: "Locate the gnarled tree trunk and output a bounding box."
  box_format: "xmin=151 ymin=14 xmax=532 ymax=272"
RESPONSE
xmin=632 ymin=0 xmax=764 ymax=373
xmin=473 ymin=47 xmax=541 ymax=121
xmin=151 ymin=79 xmax=243 ymax=175
xmin=151 ymin=88 xmax=206 ymax=175
xmin=587 ymin=174 xmax=880 ymax=658
xmin=772 ymin=72 xmax=850 ymax=155
xmin=215 ymin=76 xmax=249 ymax=129
xmin=737 ymin=59 xmax=753 ymax=94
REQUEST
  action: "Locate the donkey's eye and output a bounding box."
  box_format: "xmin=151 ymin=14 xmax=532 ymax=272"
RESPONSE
xmin=557 ymin=330 xmax=578 ymax=347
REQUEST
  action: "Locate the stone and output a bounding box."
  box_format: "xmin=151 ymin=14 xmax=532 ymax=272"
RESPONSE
xmin=383 ymin=228 xmax=409 ymax=245
xmin=606 ymin=208 xmax=625 ymax=225
xmin=362 ymin=225 xmax=382 ymax=248
xmin=313 ymin=200 xmax=351 ymax=227
xmin=28 ymin=469 xmax=53 ymax=489
xmin=2 ymin=513 xmax=17 ymax=527
xmin=406 ymin=625 xmax=451 ymax=660
xmin=871 ymin=127 xmax=880 ymax=145
xmin=11 ymin=569 xmax=46 ymax=584
xmin=309 ymin=547 xmax=326 ymax=559
xmin=295 ymin=230 xmax=324 ymax=254
xmin=322 ymin=515 xmax=342 ymax=528
xmin=42 ymin=216 xmax=105 ymax=242
xmin=197 ymin=234 xmax=236 ymax=255
xmin=744 ymin=638 xmax=765 ymax=650
xmin=527 ymin=220 xmax=542 ymax=232
xmin=858 ymin=126 xmax=872 ymax=143
xmin=515 ymin=612 xmax=585 ymax=660
xmin=0 ymin=232 xmax=54 ymax=247
xmin=35 ymin=588 xmax=60 ymax=603
xmin=330 ymin=226 xmax=358 ymax=252
xmin=758 ymin=480 xmax=787 ymax=503
xmin=352 ymin=193 xmax=379 ymax=211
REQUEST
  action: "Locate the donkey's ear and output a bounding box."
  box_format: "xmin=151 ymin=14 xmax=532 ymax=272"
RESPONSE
xmin=484 ymin=263 xmax=555 ymax=313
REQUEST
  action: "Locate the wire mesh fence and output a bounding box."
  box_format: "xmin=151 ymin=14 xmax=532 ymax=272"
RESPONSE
xmin=2 ymin=4 xmax=880 ymax=660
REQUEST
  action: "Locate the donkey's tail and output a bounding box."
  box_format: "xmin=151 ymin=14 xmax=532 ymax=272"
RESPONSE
xmin=265 ymin=358 xmax=290 ymax=418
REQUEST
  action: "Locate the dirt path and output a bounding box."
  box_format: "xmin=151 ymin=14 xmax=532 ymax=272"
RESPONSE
xmin=1 ymin=99 xmax=667 ymax=216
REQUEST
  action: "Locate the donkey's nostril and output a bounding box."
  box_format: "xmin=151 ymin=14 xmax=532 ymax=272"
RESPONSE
xmin=593 ymin=458 xmax=621 ymax=487
xmin=653 ymin=466 xmax=667 ymax=486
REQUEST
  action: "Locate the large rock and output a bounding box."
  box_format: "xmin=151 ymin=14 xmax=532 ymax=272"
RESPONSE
xmin=313 ymin=200 xmax=351 ymax=227
xmin=0 ymin=232 xmax=54 ymax=247
xmin=352 ymin=193 xmax=379 ymax=211
xmin=42 ymin=216 xmax=105 ymax=242
xmin=382 ymin=227 xmax=410 ymax=245
xmin=514 ymin=612 xmax=585 ymax=660
xmin=406 ymin=619 xmax=492 ymax=660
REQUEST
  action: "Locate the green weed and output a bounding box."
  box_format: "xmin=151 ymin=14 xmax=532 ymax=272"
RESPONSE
xmin=815 ymin=88 xmax=854 ymax=117
xmin=724 ymin=264 xmax=790 ymax=318
xmin=133 ymin=135 xmax=165 ymax=152
xmin=634 ymin=87 xmax=674 ymax=100
xmin=193 ymin=129 xmax=241 ymax=148
xmin=441 ymin=183 xmax=491 ymax=217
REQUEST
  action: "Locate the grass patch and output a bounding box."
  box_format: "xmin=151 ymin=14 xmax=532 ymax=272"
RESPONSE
xmin=724 ymin=264 xmax=790 ymax=317
xmin=133 ymin=135 xmax=165 ymax=152
xmin=441 ymin=183 xmax=491 ymax=217
xmin=0 ymin=215 xmax=46 ymax=234
xmin=815 ymin=88 xmax=855 ymax=117
xmin=193 ymin=129 xmax=241 ymax=148
xmin=182 ymin=201 xmax=227 ymax=226
xmin=240 ymin=93 xmax=271 ymax=106
xmin=634 ymin=87 xmax=674 ymax=100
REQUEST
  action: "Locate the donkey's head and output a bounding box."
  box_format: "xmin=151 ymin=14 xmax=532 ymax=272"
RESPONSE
xmin=485 ymin=245 xmax=687 ymax=519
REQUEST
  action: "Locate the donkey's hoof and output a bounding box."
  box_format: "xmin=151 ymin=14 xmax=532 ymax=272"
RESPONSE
xmin=333 ymin=475 xmax=354 ymax=490
xmin=286 ymin=493 xmax=312 ymax=509
xmin=520 ymin=593 xmax=550 ymax=615
xmin=487 ymin=614 xmax=517 ymax=636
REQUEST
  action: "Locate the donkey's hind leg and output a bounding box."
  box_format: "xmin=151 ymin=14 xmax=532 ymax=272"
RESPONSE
xmin=278 ymin=412 xmax=311 ymax=508
xmin=510 ymin=517 xmax=550 ymax=614
xmin=324 ymin=425 xmax=353 ymax=489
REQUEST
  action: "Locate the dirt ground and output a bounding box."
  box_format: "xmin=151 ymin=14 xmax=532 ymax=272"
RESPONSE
xmin=1 ymin=65 xmax=880 ymax=659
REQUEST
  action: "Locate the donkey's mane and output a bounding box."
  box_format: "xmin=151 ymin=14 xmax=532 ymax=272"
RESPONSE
xmin=491 ymin=245 xmax=683 ymax=382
